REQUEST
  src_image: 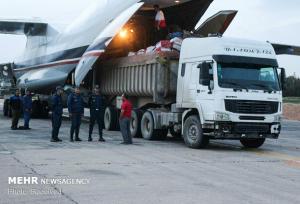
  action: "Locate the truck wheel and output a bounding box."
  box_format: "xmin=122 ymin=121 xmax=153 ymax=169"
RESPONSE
xmin=141 ymin=111 xmax=165 ymax=140
xmin=183 ymin=115 xmax=209 ymax=149
xmin=3 ymin=99 xmax=9 ymax=116
xmin=130 ymin=109 xmax=143 ymax=138
xmin=104 ymin=107 xmax=117 ymax=131
xmin=240 ymin=138 xmax=265 ymax=148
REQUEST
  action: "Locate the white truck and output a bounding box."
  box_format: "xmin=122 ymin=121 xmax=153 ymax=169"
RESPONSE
xmin=90 ymin=36 xmax=284 ymax=149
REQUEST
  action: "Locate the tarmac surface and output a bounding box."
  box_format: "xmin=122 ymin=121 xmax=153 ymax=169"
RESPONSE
xmin=0 ymin=100 xmax=299 ymax=204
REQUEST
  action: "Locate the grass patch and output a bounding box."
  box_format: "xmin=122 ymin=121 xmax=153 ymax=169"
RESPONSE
xmin=284 ymin=97 xmax=300 ymax=104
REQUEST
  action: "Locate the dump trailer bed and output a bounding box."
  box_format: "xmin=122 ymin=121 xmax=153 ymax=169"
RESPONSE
xmin=95 ymin=51 xmax=180 ymax=106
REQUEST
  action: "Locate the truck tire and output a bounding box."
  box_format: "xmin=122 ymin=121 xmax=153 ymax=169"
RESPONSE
xmin=183 ymin=115 xmax=209 ymax=149
xmin=130 ymin=109 xmax=143 ymax=138
xmin=3 ymin=99 xmax=9 ymax=116
xmin=141 ymin=111 xmax=167 ymax=140
xmin=240 ymin=138 xmax=265 ymax=148
xmin=104 ymin=107 xmax=117 ymax=131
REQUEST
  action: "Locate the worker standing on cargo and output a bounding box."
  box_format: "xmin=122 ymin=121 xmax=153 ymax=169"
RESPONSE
xmin=22 ymin=90 xmax=32 ymax=130
xmin=119 ymin=94 xmax=133 ymax=144
xmin=68 ymin=87 xmax=84 ymax=142
xmin=88 ymin=86 xmax=105 ymax=142
xmin=154 ymin=4 xmax=167 ymax=41
xmin=10 ymin=89 xmax=22 ymax=130
xmin=50 ymin=86 xmax=64 ymax=142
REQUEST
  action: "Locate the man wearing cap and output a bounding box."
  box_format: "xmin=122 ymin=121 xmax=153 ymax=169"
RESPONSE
xmin=50 ymin=86 xmax=63 ymax=142
xmin=119 ymin=94 xmax=133 ymax=144
xmin=67 ymin=87 xmax=84 ymax=142
xmin=10 ymin=89 xmax=22 ymax=130
xmin=88 ymin=86 xmax=105 ymax=142
xmin=22 ymin=90 xmax=33 ymax=130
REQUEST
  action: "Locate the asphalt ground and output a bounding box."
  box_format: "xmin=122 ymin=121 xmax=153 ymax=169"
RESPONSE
xmin=0 ymin=100 xmax=299 ymax=204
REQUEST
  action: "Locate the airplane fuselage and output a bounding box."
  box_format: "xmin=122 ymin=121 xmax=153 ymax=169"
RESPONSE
xmin=13 ymin=0 xmax=140 ymax=92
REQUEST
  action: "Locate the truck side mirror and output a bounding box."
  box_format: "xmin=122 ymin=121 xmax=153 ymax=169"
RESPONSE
xmin=199 ymin=62 xmax=211 ymax=86
xmin=279 ymin=68 xmax=286 ymax=91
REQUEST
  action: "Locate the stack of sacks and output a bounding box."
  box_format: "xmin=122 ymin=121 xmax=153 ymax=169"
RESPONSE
xmin=146 ymin=46 xmax=155 ymax=54
xmin=137 ymin=49 xmax=146 ymax=55
xmin=128 ymin=52 xmax=136 ymax=56
xmin=155 ymin=40 xmax=172 ymax=52
xmin=170 ymin=37 xmax=183 ymax=52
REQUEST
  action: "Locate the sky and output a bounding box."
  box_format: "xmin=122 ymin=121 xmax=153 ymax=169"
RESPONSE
xmin=0 ymin=0 xmax=299 ymax=76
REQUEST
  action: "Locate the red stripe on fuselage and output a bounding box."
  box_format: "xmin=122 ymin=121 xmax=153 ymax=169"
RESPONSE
xmin=15 ymin=58 xmax=81 ymax=72
xmin=15 ymin=50 xmax=104 ymax=72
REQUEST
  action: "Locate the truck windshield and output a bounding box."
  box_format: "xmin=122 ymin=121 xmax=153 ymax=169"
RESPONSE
xmin=217 ymin=63 xmax=280 ymax=91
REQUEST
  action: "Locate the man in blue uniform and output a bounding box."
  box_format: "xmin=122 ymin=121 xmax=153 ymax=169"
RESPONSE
xmin=68 ymin=87 xmax=84 ymax=142
xmin=51 ymin=86 xmax=64 ymax=142
xmin=10 ymin=89 xmax=22 ymax=130
xmin=88 ymin=86 xmax=105 ymax=142
xmin=22 ymin=90 xmax=32 ymax=130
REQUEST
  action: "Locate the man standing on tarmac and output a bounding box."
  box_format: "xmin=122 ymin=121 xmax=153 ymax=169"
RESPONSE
xmin=88 ymin=86 xmax=105 ymax=142
xmin=22 ymin=90 xmax=32 ymax=130
xmin=50 ymin=86 xmax=63 ymax=142
xmin=68 ymin=86 xmax=84 ymax=142
xmin=119 ymin=94 xmax=133 ymax=145
xmin=10 ymin=89 xmax=22 ymax=130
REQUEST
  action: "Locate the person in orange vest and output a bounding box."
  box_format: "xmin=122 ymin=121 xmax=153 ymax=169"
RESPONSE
xmin=154 ymin=4 xmax=167 ymax=41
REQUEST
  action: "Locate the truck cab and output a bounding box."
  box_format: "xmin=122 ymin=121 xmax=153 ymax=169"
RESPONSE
xmin=176 ymin=37 xmax=283 ymax=148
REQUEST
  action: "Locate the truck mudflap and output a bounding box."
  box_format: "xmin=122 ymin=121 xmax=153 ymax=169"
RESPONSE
xmin=205 ymin=122 xmax=281 ymax=139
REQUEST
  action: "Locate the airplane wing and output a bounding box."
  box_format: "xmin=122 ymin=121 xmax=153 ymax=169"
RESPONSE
xmin=271 ymin=43 xmax=300 ymax=56
xmin=0 ymin=18 xmax=48 ymax=36
xmin=194 ymin=10 xmax=238 ymax=37
xmin=75 ymin=2 xmax=144 ymax=86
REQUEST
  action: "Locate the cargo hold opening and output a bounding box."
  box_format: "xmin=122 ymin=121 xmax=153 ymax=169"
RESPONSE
xmin=81 ymin=0 xmax=212 ymax=91
xmin=101 ymin=0 xmax=212 ymax=59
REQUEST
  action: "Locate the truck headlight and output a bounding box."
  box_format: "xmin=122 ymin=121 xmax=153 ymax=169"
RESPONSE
xmin=274 ymin=115 xmax=282 ymax=122
xmin=215 ymin=112 xmax=231 ymax=121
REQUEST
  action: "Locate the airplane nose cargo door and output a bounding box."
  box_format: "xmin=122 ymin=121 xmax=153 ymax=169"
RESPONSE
xmin=194 ymin=10 xmax=238 ymax=37
xmin=75 ymin=2 xmax=144 ymax=86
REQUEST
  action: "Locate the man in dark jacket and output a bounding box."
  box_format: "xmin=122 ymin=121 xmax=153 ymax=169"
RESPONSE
xmin=67 ymin=87 xmax=84 ymax=142
xmin=22 ymin=90 xmax=32 ymax=130
xmin=10 ymin=89 xmax=22 ymax=130
xmin=88 ymin=86 xmax=105 ymax=142
xmin=51 ymin=86 xmax=64 ymax=142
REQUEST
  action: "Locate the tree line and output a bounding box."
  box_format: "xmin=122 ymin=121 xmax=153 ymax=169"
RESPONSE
xmin=283 ymin=75 xmax=300 ymax=97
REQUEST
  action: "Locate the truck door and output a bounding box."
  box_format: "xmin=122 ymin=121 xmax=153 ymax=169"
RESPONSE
xmin=182 ymin=63 xmax=200 ymax=103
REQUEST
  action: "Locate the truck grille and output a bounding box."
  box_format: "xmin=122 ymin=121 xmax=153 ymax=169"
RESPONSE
xmin=234 ymin=123 xmax=270 ymax=134
xmin=225 ymin=100 xmax=278 ymax=114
